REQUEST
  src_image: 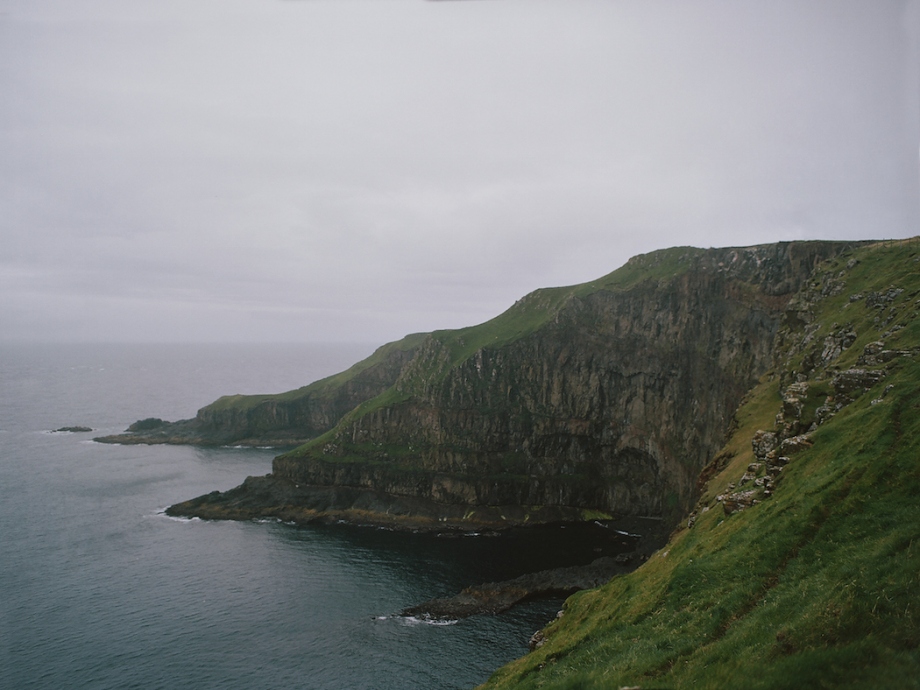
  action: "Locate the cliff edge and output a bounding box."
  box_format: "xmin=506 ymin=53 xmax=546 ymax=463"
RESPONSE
xmin=479 ymin=238 xmax=920 ymax=689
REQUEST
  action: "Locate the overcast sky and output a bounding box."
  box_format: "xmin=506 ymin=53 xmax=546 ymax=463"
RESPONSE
xmin=2 ymin=0 xmax=918 ymax=344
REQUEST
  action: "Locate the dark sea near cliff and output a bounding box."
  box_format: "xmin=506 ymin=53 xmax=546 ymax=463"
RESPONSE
xmin=0 ymin=343 xmax=647 ymax=690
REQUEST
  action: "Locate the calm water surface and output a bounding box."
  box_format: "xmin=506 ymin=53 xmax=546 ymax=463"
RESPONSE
xmin=0 ymin=344 xmax=638 ymax=689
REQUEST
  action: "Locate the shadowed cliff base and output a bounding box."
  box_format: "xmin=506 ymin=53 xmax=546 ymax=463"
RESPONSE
xmin=164 ymin=474 xmax=622 ymax=531
xmin=402 ymin=557 xmax=634 ymax=620
xmin=401 ymin=516 xmax=668 ymax=619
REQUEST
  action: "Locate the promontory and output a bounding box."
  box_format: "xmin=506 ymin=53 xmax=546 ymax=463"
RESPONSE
xmin=100 ymin=240 xmax=866 ymax=531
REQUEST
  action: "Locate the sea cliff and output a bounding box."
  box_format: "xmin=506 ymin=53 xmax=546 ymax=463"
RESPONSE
xmin=478 ymin=238 xmax=920 ymax=689
xmin=98 ymin=240 xmax=870 ymax=529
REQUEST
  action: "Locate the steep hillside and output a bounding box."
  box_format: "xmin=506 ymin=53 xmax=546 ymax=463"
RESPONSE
xmin=95 ymin=333 xmax=427 ymax=447
xmin=165 ymin=240 xmax=863 ymax=527
xmin=479 ymin=240 xmax=920 ymax=689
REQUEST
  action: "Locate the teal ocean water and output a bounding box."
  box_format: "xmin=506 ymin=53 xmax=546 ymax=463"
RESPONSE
xmin=0 ymin=343 xmax=637 ymax=689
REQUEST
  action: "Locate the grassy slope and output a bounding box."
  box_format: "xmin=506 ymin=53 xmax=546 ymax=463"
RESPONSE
xmin=200 ymin=332 xmax=428 ymax=414
xmin=199 ymin=249 xmax=700 ymax=422
xmin=430 ymin=246 xmax=703 ymax=367
xmin=480 ymin=241 xmax=920 ymax=690
xmin=277 ymin=248 xmax=704 ymax=461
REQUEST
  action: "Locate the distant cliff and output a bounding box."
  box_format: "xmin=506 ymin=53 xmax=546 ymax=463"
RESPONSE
xmin=95 ymin=334 xmax=427 ymax=447
xmin=140 ymin=241 xmax=869 ymax=529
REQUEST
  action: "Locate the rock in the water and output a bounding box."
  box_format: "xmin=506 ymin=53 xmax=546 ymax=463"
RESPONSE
xmin=402 ymin=556 xmax=633 ymax=620
xmin=128 ymin=418 xmax=166 ymax=431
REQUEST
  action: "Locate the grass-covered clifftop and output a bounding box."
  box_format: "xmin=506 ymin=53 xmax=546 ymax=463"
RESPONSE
xmin=479 ymin=240 xmax=920 ymax=689
xmin=95 ymin=332 xmax=427 ymax=447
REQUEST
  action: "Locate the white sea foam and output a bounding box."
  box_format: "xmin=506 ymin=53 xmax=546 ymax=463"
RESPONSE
xmin=593 ymin=521 xmax=642 ymax=537
xmin=153 ymin=508 xmax=201 ymax=523
xmin=400 ymin=616 xmax=459 ymax=627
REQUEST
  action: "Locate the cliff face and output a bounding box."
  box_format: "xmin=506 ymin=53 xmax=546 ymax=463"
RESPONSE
xmin=166 ymin=241 xmax=867 ymax=528
xmin=478 ymin=239 xmax=920 ymax=690
xmin=192 ymin=341 xmax=420 ymax=442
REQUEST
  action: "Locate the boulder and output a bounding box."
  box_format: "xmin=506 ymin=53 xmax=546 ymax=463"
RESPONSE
xmin=831 ymin=369 xmax=886 ymax=401
xmin=529 ymin=630 xmax=546 ymax=651
xmin=752 ymin=431 xmax=778 ymax=460
xmin=722 ymin=490 xmax=758 ymax=515
xmin=127 ymin=417 xmax=167 ymax=432
xmin=780 ymin=435 xmax=814 ymax=455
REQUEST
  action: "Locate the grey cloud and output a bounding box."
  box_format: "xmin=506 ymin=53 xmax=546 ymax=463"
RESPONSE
xmin=0 ymin=0 xmax=917 ymax=343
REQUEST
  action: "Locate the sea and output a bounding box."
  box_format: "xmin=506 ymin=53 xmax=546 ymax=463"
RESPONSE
xmin=0 ymin=343 xmax=645 ymax=690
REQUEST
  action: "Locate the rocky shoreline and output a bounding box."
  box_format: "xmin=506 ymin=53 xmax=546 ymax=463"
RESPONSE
xmin=93 ymin=418 xmax=313 ymax=448
xmin=147 ymin=242 xmax=870 ymax=538
xmin=402 ymin=556 xmax=632 ymax=619
xmin=165 ymin=474 xmax=610 ymax=531
xmin=166 ymin=476 xmax=670 ymax=620
xmin=401 ymin=516 xmax=667 ymax=619
xmin=402 ymin=554 xmax=631 ymax=619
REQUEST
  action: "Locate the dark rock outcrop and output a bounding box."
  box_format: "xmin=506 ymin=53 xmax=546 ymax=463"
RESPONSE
xmin=402 ymin=557 xmax=631 ymax=619
xmin=164 ymin=474 xmax=591 ymax=529
xmin=713 ymin=246 xmax=910 ymax=516
xmin=831 ymin=368 xmax=887 ymax=402
xmin=400 ymin=518 xmax=666 ymax=619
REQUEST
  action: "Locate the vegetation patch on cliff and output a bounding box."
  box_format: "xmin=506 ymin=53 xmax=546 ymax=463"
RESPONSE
xmin=202 ymin=332 xmax=427 ymax=414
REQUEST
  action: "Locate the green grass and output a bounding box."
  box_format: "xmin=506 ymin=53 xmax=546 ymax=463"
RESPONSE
xmin=201 ymin=246 xmax=683 ymax=417
xmin=427 ymin=247 xmax=705 ymax=369
xmin=479 ymin=240 xmax=920 ymax=690
xmin=197 ymin=243 xmax=803 ymax=429
xmin=575 ymin=245 xmax=702 ymax=295
xmin=200 ymin=331 xmax=428 ymax=414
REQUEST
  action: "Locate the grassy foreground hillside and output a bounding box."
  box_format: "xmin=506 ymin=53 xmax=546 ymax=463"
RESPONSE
xmin=480 ymin=241 xmax=920 ymax=689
